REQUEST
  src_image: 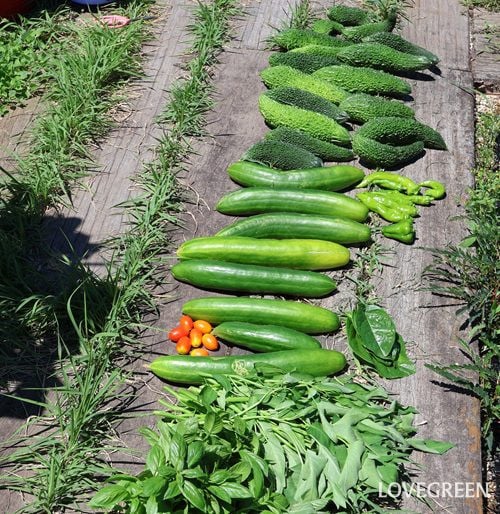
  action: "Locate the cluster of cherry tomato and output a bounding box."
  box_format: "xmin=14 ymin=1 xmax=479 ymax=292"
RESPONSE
xmin=168 ymin=315 xmax=219 ymax=356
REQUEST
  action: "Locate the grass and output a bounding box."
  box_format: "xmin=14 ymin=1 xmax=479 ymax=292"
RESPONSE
xmin=462 ymin=0 xmax=500 ymax=11
xmin=0 ymin=0 xmax=239 ymax=511
xmin=422 ymin=97 xmax=499 ymax=511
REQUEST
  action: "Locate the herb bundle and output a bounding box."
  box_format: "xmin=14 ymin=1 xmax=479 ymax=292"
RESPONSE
xmin=91 ymin=372 xmax=452 ymax=513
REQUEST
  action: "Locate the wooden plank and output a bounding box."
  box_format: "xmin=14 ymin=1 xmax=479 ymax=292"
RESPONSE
xmin=471 ymin=8 xmax=500 ymax=90
xmin=44 ymin=1 xmax=194 ymax=269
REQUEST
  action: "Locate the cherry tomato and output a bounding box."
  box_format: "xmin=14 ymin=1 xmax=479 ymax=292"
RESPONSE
xmin=193 ymin=319 xmax=212 ymax=334
xmin=179 ymin=315 xmax=193 ymax=332
xmin=176 ymin=336 xmax=191 ymax=355
xmin=190 ymin=348 xmax=209 ymax=356
xmin=189 ymin=328 xmax=203 ymax=348
xmin=168 ymin=325 xmax=189 ymax=342
xmin=202 ymin=333 xmax=219 ymax=351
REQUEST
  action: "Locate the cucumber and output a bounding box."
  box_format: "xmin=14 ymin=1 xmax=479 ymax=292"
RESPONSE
xmin=212 ymin=322 xmax=322 ymax=352
xmin=171 ymin=259 xmax=337 ymax=298
xmin=183 ymin=297 xmax=339 ymax=334
xmin=271 ymin=28 xmax=350 ymax=50
xmin=149 ymin=348 xmax=347 ymax=385
xmin=177 ymin=236 xmax=350 ymax=270
xmin=215 ymin=213 xmax=371 ymax=245
xmin=227 ymin=161 xmax=365 ymax=191
xmin=216 ymin=187 xmax=369 ymax=222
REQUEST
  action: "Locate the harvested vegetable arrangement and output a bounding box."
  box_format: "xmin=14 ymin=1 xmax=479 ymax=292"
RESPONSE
xmin=91 ymin=372 xmax=453 ymax=513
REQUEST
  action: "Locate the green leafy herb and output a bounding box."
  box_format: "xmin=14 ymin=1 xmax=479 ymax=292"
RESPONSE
xmin=92 ymin=372 xmax=452 ymax=513
xmin=346 ymin=302 xmax=416 ymax=379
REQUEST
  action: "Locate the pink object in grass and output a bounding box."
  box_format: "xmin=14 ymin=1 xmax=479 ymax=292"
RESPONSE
xmin=100 ymin=15 xmax=130 ymax=29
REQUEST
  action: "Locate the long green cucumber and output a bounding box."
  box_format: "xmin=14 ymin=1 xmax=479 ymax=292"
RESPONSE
xmin=227 ymin=161 xmax=364 ymax=191
xmin=182 ymin=297 xmax=340 ymax=334
xmin=171 ymin=259 xmax=336 ymax=297
xmin=215 ymin=213 xmax=371 ymax=245
xmin=149 ymin=348 xmax=347 ymax=385
xmin=177 ymin=236 xmax=350 ymax=270
xmin=212 ymin=322 xmax=322 ymax=352
xmin=216 ymin=187 xmax=369 ymax=222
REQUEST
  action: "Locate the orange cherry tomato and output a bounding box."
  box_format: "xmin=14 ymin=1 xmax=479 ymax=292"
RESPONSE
xmin=189 ymin=328 xmax=203 ymax=348
xmin=193 ymin=319 xmax=212 ymax=334
xmin=190 ymin=348 xmax=209 ymax=357
xmin=179 ymin=315 xmax=194 ymax=332
xmin=176 ymin=336 xmax=191 ymax=355
xmin=202 ymin=333 xmax=219 ymax=351
xmin=168 ymin=325 xmax=189 ymax=342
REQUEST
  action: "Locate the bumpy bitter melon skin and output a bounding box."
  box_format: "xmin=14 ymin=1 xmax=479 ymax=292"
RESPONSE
xmin=264 ymin=127 xmax=354 ymax=161
xmin=341 ymin=14 xmax=397 ymax=42
xmin=356 ymin=117 xmax=447 ymax=150
xmin=311 ymin=19 xmax=344 ymax=35
xmin=242 ymin=139 xmax=322 ymax=170
xmin=363 ymin=31 xmax=439 ymax=65
xmin=258 ymin=94 xmax=351 ymax=145
xmin=327 ymin=5 xmax=369 ymax=26
xmin=269 ymin=51 xmax=340 ymax=74
xmin=352 ymin=134 xmax=425 ymax=168
xmin=339 ymin=93 xmax=415 ymax=124
xmin=272 ymin=28 xmax=349 ymax=50
xmin=313 ymin=65 xmax=411 ymax=97
xmin=261 ymin=65 xmax=349 ymax=104
xmin=290 ymin=43 xmax=352 ymax=57
xmin=336 ymin=42 xmax=432 ymax=73
xmin=266 ymin=86 xmax=348 ymax=122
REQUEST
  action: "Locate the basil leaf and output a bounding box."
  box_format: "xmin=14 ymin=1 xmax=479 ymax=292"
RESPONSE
xmin=146 ymin=445 xmax=165 ymax=475
xmin=89 ymin=484 xmax=129 ymax=509
xmin=182 ymin=479 xmax=207 ymax=511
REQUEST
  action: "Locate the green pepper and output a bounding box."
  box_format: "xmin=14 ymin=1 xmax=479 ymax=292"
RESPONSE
xmin=418 ymin=180 xmax=446 ymax=199
xmin=382 ymin=219 xmax=415 ymax=244
xmin=381 ymin=190 xmax=433 ymax=206
xmin=357 ymin=171 xmax=421 ymax=195
xmin=356 ymin=191 xmax=418 ymax=222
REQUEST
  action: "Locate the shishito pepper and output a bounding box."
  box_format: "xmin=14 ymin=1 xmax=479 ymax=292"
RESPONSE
xmin=356 ymin=191 xmax=418 ymax=222
xmin=357 ymin=171 xmax=421 ymax=195
xmin=382 ymin=219 xmax=415 ymax=244
xmin=418 ymin=180 xmax=446 ymax=199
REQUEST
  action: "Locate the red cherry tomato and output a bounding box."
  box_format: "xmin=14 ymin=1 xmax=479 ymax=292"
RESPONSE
xmin=179 ymin=315 xmax=194 ymax=332
xmin=168 ymin=325 xmax=189 ymax=342
xmin=176 ymin=336 xmax=191 ymax=355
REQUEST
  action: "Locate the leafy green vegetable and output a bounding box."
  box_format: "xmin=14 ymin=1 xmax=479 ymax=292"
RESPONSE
xmin=346 ymin=302 xmax=416 ymax=378
xmin=91 ymin=372 xmax=452 ymax=513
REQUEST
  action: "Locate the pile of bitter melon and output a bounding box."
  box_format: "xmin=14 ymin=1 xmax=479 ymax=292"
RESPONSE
xmin=258 ymin=3 xmax=447 ymax=169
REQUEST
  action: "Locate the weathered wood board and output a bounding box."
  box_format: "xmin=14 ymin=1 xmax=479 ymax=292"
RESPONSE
xmin=0 ymin=0 xmax=489 ymax=512
xmin=471 ymin=7 xmax=500 ymax=90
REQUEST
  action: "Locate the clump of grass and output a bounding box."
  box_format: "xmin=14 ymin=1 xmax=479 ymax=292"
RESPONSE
xmin=462 ymin=0 xmax=500 ymax=11
xmin=362 ymin=0 xmax=415 ymax=22
xmin=0 ymin=0 xmax=239 ymax=511
xmin=284 ymin=0 xmax=312 ymax=30
xmin=422 ymin=98 xmax=499 ymax=458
